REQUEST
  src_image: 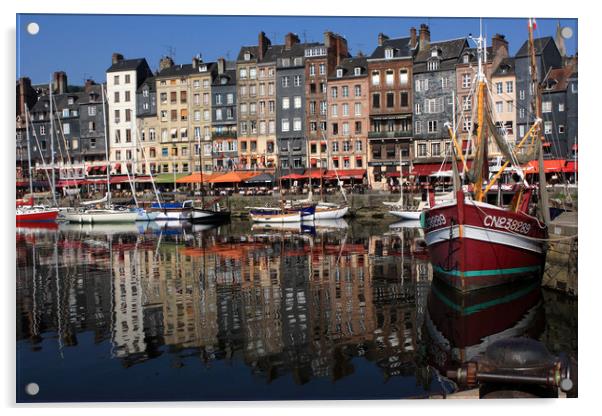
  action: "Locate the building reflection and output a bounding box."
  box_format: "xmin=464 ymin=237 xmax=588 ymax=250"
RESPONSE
xmin=16 ymin=224 xmax=432 ymax=384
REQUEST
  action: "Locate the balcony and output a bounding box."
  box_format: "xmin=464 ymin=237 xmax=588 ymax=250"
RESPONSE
xmin=212 ymin=131 xmax=238 ymax=139
xmin=368 ymin=130 xmax=413 ymax=139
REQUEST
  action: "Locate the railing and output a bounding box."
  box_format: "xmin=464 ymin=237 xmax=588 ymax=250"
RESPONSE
xmin=368 ymin=130 xmax=413 ymax=139
xmin=212 ymin=131 xmax=238 ymax=139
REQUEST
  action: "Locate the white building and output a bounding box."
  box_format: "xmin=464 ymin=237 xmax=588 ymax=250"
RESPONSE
xmin=106 ymin=53 xmax=153 ymax=175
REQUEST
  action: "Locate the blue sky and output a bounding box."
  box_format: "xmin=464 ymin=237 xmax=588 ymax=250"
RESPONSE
xmin=16 ymin=14 xmax=577 ymax=85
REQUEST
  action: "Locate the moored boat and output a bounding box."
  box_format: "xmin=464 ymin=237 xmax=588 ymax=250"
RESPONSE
xmin=16 ymin=206 xmax=60 ymax=223
xmin=191 ymin=207 xmax=231 ymax=224
xmin=151 ymin=200 xmax=193 ymax=221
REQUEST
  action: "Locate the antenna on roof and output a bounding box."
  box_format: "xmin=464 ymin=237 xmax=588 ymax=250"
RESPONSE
xmin=302 ymin=29 xmax=308 ymax=43
xmin=163 ymin=45 xmax=176 ymax=60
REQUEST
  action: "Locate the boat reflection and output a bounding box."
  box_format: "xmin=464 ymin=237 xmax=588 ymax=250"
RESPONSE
xmin=424 ymin=278 xmax=544 ymax=373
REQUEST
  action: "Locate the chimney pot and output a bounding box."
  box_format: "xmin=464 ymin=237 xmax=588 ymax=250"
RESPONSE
xmin=378 ymin=33 xmax=389 ymax=47
xmin=217 ymin=58 xmax=226 ymax=75
xmin=410 ymin=27 xmax=417 ymax=49
xmin=419 ymin=24 xmax=431 ymax=51
xmin=112 ymin=53 xmax=124 ymax=65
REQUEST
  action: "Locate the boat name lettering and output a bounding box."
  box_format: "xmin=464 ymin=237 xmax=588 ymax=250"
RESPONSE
xmin=425 ymin=214 xmax=446 ymax=229
xmin=483 ymin=215 xmax=531 ymax=234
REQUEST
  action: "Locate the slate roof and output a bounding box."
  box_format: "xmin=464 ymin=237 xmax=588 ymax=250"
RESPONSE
xmin=542 ymin=66 xmax=571 ymax=92
xmin=31 ymin=91 xmax=81 ymax=115
xmin=137 ymin=76 xmax=156 ymax=92
xmin=328 ymin=56 xmax=368 ymax=80
xmin=156 ymin=62 xmax=216 ymax=78
xmin=213 ymin=69 xmax=236 ymax=87
xmin=78 ymin=84 xmax=104 ymax=104
xmin=106 ymin=58 xmax=148 ymax=73
xmin=515 ymin=37 xmax=554 ymax=57
xmin=237 ymin=46 xmax=259 ymax=62
xmin=413 ymin=38 xmax=468 ymax=73
xmin=369 ymin=37 xmax=413 ymax=60
xmin=458 ymin=46 xmax=495 ymax=65
xmin=492 ymin=57 xmax=516 ymax=77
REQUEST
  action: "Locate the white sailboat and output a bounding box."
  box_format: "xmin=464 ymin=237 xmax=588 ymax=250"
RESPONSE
xmin=63 ymin=85 xmax=137 ymax=223
xmin=384 ymin=149 xmax=426 ymax=220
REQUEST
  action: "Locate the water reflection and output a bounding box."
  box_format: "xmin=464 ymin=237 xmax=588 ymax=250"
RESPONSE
xmin=15 ymin=221 xmax=571 ymax=402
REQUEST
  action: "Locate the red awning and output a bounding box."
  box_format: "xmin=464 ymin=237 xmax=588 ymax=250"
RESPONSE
xmin=411 ymin=162 xmax=472 ymax=176
xmin=307 ymin=169 xmax=328 ymax=179
xmin=99 ymin=166 xmax=107 ymax=172
xmin=542 ymin=142 xmax=551 ymax=147
xmin=109 ymin=175 xmax=130 ymax=184
xmin=523 ymin=159 xmax=566 ymax=174
xmin=325 ymin=169 xmax=366 ymax=180
xmin=281 ymin=173 xmax=308 ymax=180
xmin=563 ymin=161 xmax=578 ymax=173
xmin=56 ymin=179 xmax=86 ymax=187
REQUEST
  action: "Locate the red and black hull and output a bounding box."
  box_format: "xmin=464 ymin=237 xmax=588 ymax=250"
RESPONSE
xmin=423 ymin=190 xmax=548 ymax=292
xmin=16 ymin=210 xmax=59 ymax=223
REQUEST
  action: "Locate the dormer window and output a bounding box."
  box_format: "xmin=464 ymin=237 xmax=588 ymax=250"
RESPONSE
xmin=220 ymin=77 xmax=227 ymax=85
xmin=244 ymin=52 xmax=251 ymax=61
xmin=463 ymin=54 xmax=470 ymax=64
xmin=354 ymin=67 xmax=361 ymax=76
xmin=431 ymin=49 xmax=439 ymax=57
xmin=385 ymin=48 xmax=394 ymax=59
xmin=336 ymin=68 xmax=343 ymax=78
xmin=68 ymin=97 xmax=74 ymax=105
xmin=427 ymin=59 xmax=439 ymax=71
xmin=199 ymin=65 xmax=207 ymax=72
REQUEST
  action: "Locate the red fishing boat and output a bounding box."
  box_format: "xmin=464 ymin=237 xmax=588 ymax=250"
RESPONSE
xmin=16 ymin=206 xmax=60 ymax=223
xmin=423 ymin=20 xmax=550 ymax=292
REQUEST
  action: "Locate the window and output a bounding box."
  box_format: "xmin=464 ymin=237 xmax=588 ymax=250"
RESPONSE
xmin=282 ymin=97 xmax=290 ymax=109
xmin=336 ymin=68 xmax=343 ymax=78
xmin=559 ymin=125 xmax=565 ymax=134
xmin=544 ymin=121 xmax=552 ymax=134
xmin=114 ymin=91 xmax=119 ymax=103
xmin=431 ymin=142 xmax=441 ymax=156
xmin=125 ymin=129 xmax=131 ymax=142
xmin=113 ymin=75 xmax=119 ymax=85
xmin=160 ymin=92 xmax=167 ymax=103
xmin=239 ymin=68 xmax=248 ymax=79
xmin=519 ymin=108 xmax=525 ymax=118
xmin=519 ymin=90 xmax=525 ymax=100
xmin=342 ymin=103 xmax=349 ymax=116
xmin=309 ymin=65 xmax=316 ymax=76
xmin=63 ymin=123 xmax=70 ymax=134
xmin=418 ymin=143 xmax=427 ymax=157
xmin=171 ymin=109 xmax=177 ymax=121
xmin=282 ymin=76 xmax=290 ymax=87
xmin=342 ymin=124 xmax=350 ymax=136
xmin=319 ymin=64 xmax=325 ymax=75
xmin=354 ymin=67 xmax=362 ymax=76
xmin=332 ymin=141 xmax=339 ymax=152
xmin=463 ymin=118 xmax=472 ymax=132
xmin=249 ymin=85 xmax=256 ymax=97
xmin=428 ymin=120 xmax=438 ymax=133
xmin=496 ymin=82 xmax=503 ymax=94
xmin=425 ymin=98 xmax=443 ymax=114
xmin=331 ymin=87 xmax=338 ymax=98
xmin=441 ymin=77 xmax=449 ymax=89
xmin=496 ymin=101 xmax=503 ymax=113
xmin=519 ymin=125 xmax=525 ymax=138
xmin=414 ymin=121 xmax=422 ymax=134
xmin=259 ymin=121 xmax=266 ymax=134
xmin=559 ymin=103 xmax=565 ymax=112
xmin=462 ymin=96 xmax=472 ymax=111
xmin=427 ymin=60 xmax=439 ymax=71
xmin=149 ymin=128 xmax=156 ymax=141
xmin=249 ymin=103 xmax=256 ymax=114
xmin=294 ymin=75 xmax=301 ymax=87
xmin=331 ymin=104 xmax=338 ymax=117
xmin=415 ymin=103 xmax=421 ymax=114
xmin=88 ymin=121 xmax=96 ymax=132
xmin=226 ymin=93 xmax=234 ymax=104
xmin=124 ymin=91 xmax=130 ymax=102
xmin=293 ymin=118 xmax=302 ymax=131
xmin=507 ymin=101 xmax=514 ymax=112
xmin=249 ymin=68 xmax=257 ymax=79
xmin=125 ymin=109 xmax=131 ymax=122
xmin=462 ymin=74 xmax=471 ymax=89
xmin=416 ymin=79 xmax=428 ymax=92
xmin=542 ymin=101 xmax=552 ymax=113
xmin=385 ymin=70 xmax=394 ymax=85
xmin=203 ymin=110 xmax=210 ymax=121
xmin=372 ymin=93 xmax=380 ymax=109
xmin=355 ymin=103 xmax=362 ymax=116
xmin=268 ymin=83 xmax=274 ymax=95
xmin=572 ymin=83 xmax=578 ymax=93
xmin=203 ymin=93 xmax=209 ymax=105
xmin=355 ymin=85 xmax=361 ymax=97
xmin=400 ymin=92 xmax=408 ymax=107
xmin=463 ymin=54 xmax=470 ymax=64
xmin=386 ymin=92 xmax=394 ymax=108
xmin=240 ymin=103 xmax=248 ymax=114
xmin=62 ymin=108 xmax=70 ymax=117
xmin=332 ymin=123 xmax=338 ymax=135
xmin=215 ymin=109 xmax=222 ymax=120
xmin=371 ymin=71 xmax=380 ymax=86
xmin=282 ymin=119 xmax=290 ymax=132
xmin=170 ymin=91 xmax=177 ymax=104
xmin=399 ymin=69 xmax=408 ymax=85
xmin=114 ymin=109 xmax=120 ymax=123
xmin=320 ymin=101 xmax=327 ymax=115
xmin=193 ymin=80 xmax=200 ymax=89
xmin=194 ymin=127 xmax=201 ymax=139
xmin=269 ymin=101 xmax=275 ymax=114
xmin=88 ymin=106 xmax=96 ymax=116
xmin=161 ymin=129 xmax=167 ymax=141
xmin=355 ymin=121 xmax=362 ymax=134
xmin=506 ymin=81 xmax=514 ymax=93
xmin=342 ymin=86 xmax=349 ymax=97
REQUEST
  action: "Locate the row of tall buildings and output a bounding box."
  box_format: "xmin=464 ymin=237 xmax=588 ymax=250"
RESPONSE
xmin=16 ymin=24 xmax=577 ymax=189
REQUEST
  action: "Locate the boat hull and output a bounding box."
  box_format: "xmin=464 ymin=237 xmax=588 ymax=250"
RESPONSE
xmin=154 ymin=210 xmax=192 ymax=221
xmin=16 ymin=209 xmax=59 ymax=223
xmin=250 ymin=211 xmax=303 ymax=223
xmin=191 ymin=208 xmax=231 ymax=224
xmin=64 ymin=210 xmax=139 ymax=224
xmin=389 ymin=210 xmax=422 ymax=220
xmin=423 ymin=191 xmax=547 ymax=292
xmin=314 ymin=206 xmax=349 ymax=220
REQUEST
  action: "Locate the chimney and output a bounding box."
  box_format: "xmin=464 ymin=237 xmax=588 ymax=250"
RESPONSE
xmin=84 ymin=79 xmax=96 ymax=93
xmin=491 ymin=33 xmax=508 ymax=55
xmin=192 ymin=56 xmax=199 ymax=69
xmin=217 ymin=58 xmax=226 ymax=75
xmin=285 ymin=32 xmax=300 ymax=50
xmin=112 ymin=52 xmax=124 ymax=65
xmin=258 ymin=31 xmax=271 ymax=61
xmin=410 ymin=27 xmax=417 ymax=49
xmin=53 ymin=71 xmax=67 ymax=94
xmin=17 ymin=77 xmax=32 ymax=117
xmin=378 ymin=33 xmax=389 ymax=47
xmin=419 ymin=24 xmax=430 ymax=51
xmin=159 ymin=56 xmax=174 ymax=71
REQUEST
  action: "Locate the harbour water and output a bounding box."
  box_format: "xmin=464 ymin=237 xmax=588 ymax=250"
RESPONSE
xmin=15 ymin=219 xmax=577 ymax=402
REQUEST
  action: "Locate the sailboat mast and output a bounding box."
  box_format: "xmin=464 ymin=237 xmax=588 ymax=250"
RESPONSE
xmin=49 ymin=80 xmax=57 ymax=206
xmin=199 ymin=135 xmax=205 ymax=207
xmin=528 ymin=18 xmax=551 ymax=227
xmin=25 ymin=104 xmax=34 ymax=205
xmin=101 ymin=84 xmax=111 ymax=206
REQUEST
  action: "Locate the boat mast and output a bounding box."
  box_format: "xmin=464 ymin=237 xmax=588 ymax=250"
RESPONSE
xmin=49 ymin=80 xmax=57 ymax=206
xmin=25 ymin=104 xmax=34 ymax=206
xmin=199 ymin=135 xmax=205 ymax=208
xmin=472 ymin=25 xmax=489 ymax=202
xmin=528 ymin=18 xmax=551 ymax=227
xmin=101 ymin=84 xmax=112 ymax=207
